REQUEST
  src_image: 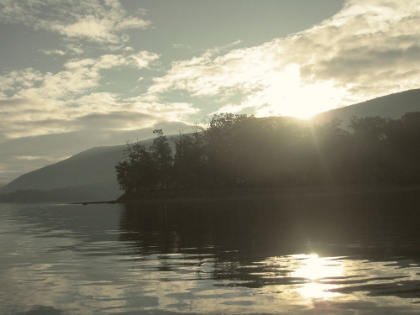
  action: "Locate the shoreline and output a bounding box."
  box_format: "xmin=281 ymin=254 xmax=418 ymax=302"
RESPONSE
xmin=74 ymin=184 xmax=420 ymax=205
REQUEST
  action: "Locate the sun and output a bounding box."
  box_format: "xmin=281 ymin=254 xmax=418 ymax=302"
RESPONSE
xmin=255 ymin=64 xmax=346 ymax=120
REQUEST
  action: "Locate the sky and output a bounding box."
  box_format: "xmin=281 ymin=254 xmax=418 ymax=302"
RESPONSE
xmin=1 ymin=0 xmax=420 ymax=186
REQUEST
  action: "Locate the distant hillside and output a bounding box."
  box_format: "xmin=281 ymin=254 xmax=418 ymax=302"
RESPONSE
xmin=312 ymin=89 xmax=420 ymax=127
xmin=2 ymin=145 xmax=123 ymax=192
xmin=1 ymin=89 xmax=420 ymax=203
xmin=0 ymin=137 xmax=178 ymax=202
xmin=0 ymin=145 xmax=126 ymax=201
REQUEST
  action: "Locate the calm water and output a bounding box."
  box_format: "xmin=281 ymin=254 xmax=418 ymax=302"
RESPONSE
xmin=1 ymin=192 xmax=420 ymax=315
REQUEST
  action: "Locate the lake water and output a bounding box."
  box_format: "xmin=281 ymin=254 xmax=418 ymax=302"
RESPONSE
xmin=1 ymin=191 xmax=420 ymax=315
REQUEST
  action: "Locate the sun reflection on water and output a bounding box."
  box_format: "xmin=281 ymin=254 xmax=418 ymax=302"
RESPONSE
xmin=291 ymin=254 xmax=344 ymax=299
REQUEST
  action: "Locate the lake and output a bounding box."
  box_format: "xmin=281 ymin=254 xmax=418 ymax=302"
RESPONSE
xmin=1 ymin=191 xmax=420 ymax=314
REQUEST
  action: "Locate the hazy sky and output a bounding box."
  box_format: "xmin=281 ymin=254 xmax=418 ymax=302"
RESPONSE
xmin=1 ymin=0 xmax=419 ymax=185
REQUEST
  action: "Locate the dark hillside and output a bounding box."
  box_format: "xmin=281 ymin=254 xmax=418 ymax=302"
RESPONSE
xmin=1 ymin=145 xmax=126 ymax=194
xmin=312 ymin=89 xmax=420 ymax=127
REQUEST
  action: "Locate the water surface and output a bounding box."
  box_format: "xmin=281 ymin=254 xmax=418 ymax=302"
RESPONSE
xmin=1 ymin=192 xmax=420 ymax=314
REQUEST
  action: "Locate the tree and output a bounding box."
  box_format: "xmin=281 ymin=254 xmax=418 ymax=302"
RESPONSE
xmin=117 ymin=111 xmax=420 ymax=194
xmin=173 ymin=130 xmax=207 ymax=189
xmin=385 ymin=112 xmax=420 ymax=184
xmin=116 ymin=141 xmax=158 ymax=193
xmin=348 ymin=116 xmax=389 ymax=183
xmin=150 ymin=129 xmax=173 ymax=190
xmin=115 ymin=160 xmax=133 ymax=193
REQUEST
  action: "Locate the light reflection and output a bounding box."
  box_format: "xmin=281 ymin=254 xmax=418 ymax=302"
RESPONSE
xmin=3 ymin=203 xmax=420 ymax=315
xmin=291 ymin=254 xmax=343 ymax=299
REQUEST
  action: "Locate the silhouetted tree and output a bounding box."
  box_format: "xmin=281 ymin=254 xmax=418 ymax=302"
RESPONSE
xmin=116 ymin=131 xmax=172 ymax=193
xmin=117 ymin=111 xmax=420 ymax=195
xmin=347 ymin=116 xmax=389 ymax=183
xmin=115 ymin=160 xmax=133 ymax=193
xmin=173 ymin=130 xmax=207 ymax=189
xmin=150 ymin=129 xmax=173 ymax=190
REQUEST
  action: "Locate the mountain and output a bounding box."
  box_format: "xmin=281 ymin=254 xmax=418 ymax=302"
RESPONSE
xmin=2 ymin=145 xmax=124 ymax=192
xmin=0 ymin=137 xmax=179 ymax=203
xmin=1 ymin=89 xmax=420 ymax=203
xmin=312 ymin=89 xmax=420 ymax=127
xmin=0 ymin=144 xmax=125 ymax=202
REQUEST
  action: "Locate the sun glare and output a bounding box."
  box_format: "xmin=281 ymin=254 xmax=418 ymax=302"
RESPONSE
xmin=257 ymin=64 xmax=347 ymax=119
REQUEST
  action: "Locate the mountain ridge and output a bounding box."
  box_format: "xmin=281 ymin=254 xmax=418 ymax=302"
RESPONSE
xmin=312 ymin=88 xmax=420 ymax=126
xmin=2 ymin=89 xmax=420 ymax=202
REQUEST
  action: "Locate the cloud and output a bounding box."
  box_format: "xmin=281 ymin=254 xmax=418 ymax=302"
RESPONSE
xmin=148 ymin=43 xmax=271 ymax=98
xmin=0 ymin=95 xmax=197 ymax=140
xmin=286 ymin=0 xmax=420 ymax=93
xmin=0 ymin=68 xmax=44 ymax=92
xmin=66 ymin=44 xmax=85 ymax=55
xmin=39 ymin=45 xmax=85 ymax=56
xmin=0 ymin=0 xmax=151 ymax=44
xmin=0 ymin=51 xmax=159 ymax=102
xmin=146 ymin=0 xmax=420 ymax=118
xmin=38 ymin=46 xmax=85 ymax=56
xmin=63 ymin=51 xmax=159 ymax=71
xmin=39 ymin=49 xmax=67 ymax=56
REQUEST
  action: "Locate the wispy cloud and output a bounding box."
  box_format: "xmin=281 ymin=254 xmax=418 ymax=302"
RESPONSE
xmin=0 ymin=95 xmax=198 ymax=140
xmin=64 ymin=51 xmax=159 ymax=72
xmin=39 ymin=45 xmax=85 ymax=56
xmin=0 ymin=0 xmax=151 ymax=44
xmin=39 ymin=49 xmax=67 ymax=56
xmin=1 ymin=51 xmax=159 ymax=99
xmin=0 ymin=68 xmax=44 ymax=93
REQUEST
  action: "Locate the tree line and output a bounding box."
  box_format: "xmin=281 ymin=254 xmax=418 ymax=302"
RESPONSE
xmin=116 ymin=112 xmax=420 ymax=193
